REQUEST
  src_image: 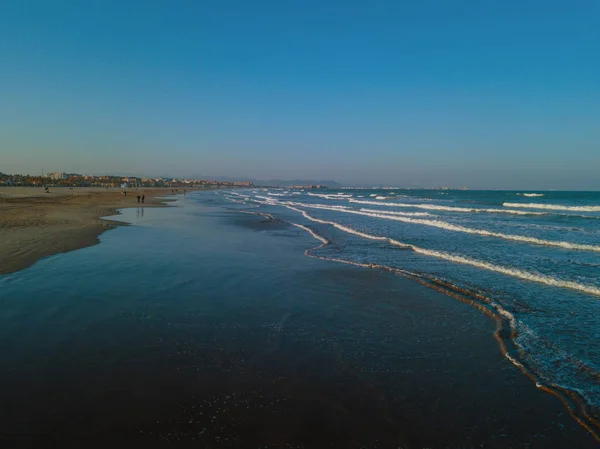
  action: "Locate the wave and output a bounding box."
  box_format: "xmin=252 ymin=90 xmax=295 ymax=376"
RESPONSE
xmin=285 ymin=205 xmax=389 ymax=242
xmin=286 ymin=207 xmax=600 ymax=298
xmin=517 ymin=193 xmax=545 ymax=197
xmin=290 ymin=223 xmax=329 ymax=244
xmin=290 ymin=203 xmax=600 ymax=253
xmin=504 ymin=202 xmax=600 ymax=212
xmin=255 ymin=195 xmax=276 ymax=202
xmin=349 ymin=199 xmax=546 ymax=215
xmin=235 ymin=210 xmax=277 ymax=220
xmin=287 ymin=202 xmax=427 ymax=216
xmin=306 ymin=192 xmax=352 ymax=200
xmin=359 ymin=208 xmax=431 ymax=217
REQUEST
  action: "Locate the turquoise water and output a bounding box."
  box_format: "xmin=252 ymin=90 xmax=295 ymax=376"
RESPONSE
xmin=223 ymin=188 xmax=600 ymax=427
xmin=1 ymin=193 xmax=599 ymax=447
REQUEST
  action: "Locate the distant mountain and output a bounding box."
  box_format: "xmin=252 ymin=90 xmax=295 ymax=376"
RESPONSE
xmin=188 ymin=175 xmax=343 ymax=188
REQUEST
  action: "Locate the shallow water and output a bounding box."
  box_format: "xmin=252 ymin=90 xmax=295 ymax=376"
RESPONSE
xmin=224 ymin=189 xmax=600 ymax=427
xmin=0 ymin=195 xmax=598 ymax=448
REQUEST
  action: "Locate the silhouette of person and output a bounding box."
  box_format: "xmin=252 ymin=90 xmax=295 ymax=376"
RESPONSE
xmin=137 ymin=195 xmax=141 ymax=203
xmin=141 ymin=195 xmax=145 ymax=204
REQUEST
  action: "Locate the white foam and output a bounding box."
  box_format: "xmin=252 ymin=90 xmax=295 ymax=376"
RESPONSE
xmin=285 ymin=205 xmax=387 ymax=241
xmin=375 ymin=196 xmax=387 ymax=200
xmin=297 ymin=204 xmax=600 ymax=253
xmin=410 ymin=245 xmax=600 ymax=297
xmin=290 ymin=223 xmax=328 ymax=244
xmin=517 ymin=193 xmax=545 ymax=197
xmin=287 ymin=208 xmax=600 ymax=298
xmin=359 ymin=208 xmax=431 ymax=217
xmin=350 ymin=199 xmax=545 ymax=215
xmin=285 ymin=201 xmax=348 ymax=210
xmin=504 ymin=202 xmax=600 ymax=212
xmin=306 ymin=192 xmax=350 ymax=200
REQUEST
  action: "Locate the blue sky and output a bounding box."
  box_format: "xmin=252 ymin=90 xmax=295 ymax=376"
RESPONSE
xmin=1 ymin=0 xmax=599 ymax=188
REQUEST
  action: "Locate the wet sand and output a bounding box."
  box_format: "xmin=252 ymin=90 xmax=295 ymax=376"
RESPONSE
xmin=0 ymin=187 xmax=177 ymax=274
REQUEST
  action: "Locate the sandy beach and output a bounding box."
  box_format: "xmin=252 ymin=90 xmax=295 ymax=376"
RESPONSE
xmin=0 ymin=187 xmax=179 ymax=274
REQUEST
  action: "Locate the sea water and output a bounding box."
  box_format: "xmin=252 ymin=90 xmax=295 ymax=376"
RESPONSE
xmin=219 ymin=188 xmax=600 ymax=424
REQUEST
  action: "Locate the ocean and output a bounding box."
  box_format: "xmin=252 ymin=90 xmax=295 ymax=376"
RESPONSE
xmin=222 ymin=188 xmax=600 ymax=434
xmin=0 ymin=190 xmax=599 ymax=448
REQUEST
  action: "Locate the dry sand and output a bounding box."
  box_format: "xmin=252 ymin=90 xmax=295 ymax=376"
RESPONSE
xmin=0 ymin=187 xmax=178 ymax=274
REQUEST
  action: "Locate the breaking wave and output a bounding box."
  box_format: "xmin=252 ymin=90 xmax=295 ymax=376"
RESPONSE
xmin=349 ymin=199 xmax=546 ymax=215
xmin=504 ymin=203 xmax=600 ymax=212
xmin=290 ymin=203 xmax=600 ymax=253
xmin=286 ymin=207 xmax=600 ymax=298
xmin=359 ymin=208 xmax=431 ymax=217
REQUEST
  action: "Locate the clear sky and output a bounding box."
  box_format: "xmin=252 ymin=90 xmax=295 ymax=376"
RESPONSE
xmin=1 ymin=1 xmax=599 ymax=189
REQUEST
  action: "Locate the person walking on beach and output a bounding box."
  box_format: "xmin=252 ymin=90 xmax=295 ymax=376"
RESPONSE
xmin=137 ymin=195 xmax=141 ymax=203
xmin=141 ymin=195 xmax=145 ymax=204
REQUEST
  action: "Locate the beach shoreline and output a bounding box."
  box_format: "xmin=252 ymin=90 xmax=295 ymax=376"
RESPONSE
xmin=1 ymin=194 xmax=599 ymax=447
xmin=0 ymin=186 xmax=183 ymax=274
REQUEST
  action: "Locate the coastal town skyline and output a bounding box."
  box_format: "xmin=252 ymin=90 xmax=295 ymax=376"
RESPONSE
xmin=0 ymin=171 xmax=465 ymax=190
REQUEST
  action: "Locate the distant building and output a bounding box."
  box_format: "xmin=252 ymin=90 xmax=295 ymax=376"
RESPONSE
xmin=47 ymin=172 xmax=67 ymax=180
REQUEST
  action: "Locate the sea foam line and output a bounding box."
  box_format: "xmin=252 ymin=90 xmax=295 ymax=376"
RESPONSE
xmin=290 ymin=223 xmax=329 ymax=244
xmin=287 ymin=201 xmax=429 ymax=216
xmin=286 ymin=207 xmax=600 ymax=298
xmin=289 ymin=203 xmax=600 ymax=253
xmin=359 ymin=208 xmax=430 ymax=217
xmin=285 ymin=205 xmax=390 ymax=242
xmin=307 ymin=192 xmax=352 ymax=199
xmin=504 ymin=202 xmax=600 ymax=212
xmin=349 ymin=199 xmax=545 ymax=215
